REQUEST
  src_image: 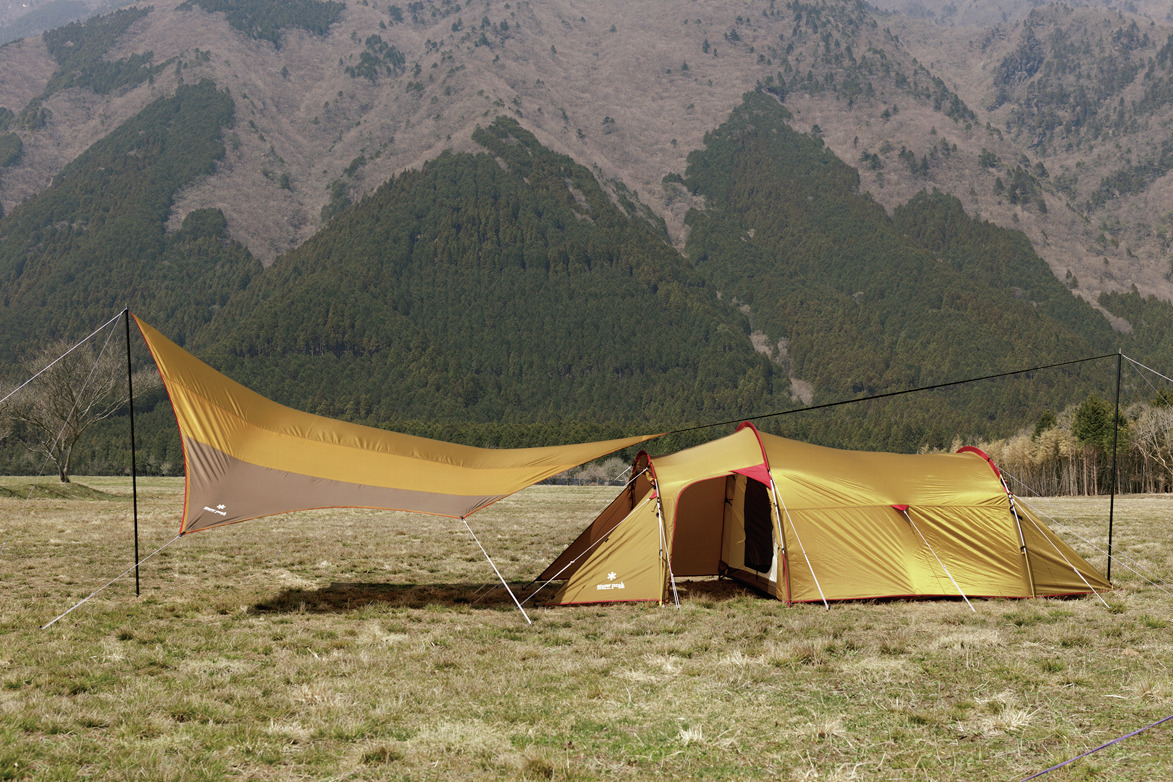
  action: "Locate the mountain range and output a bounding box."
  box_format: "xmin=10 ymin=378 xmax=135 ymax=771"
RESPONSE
xmin=3 ymin=0 xmax=1173 ymax=472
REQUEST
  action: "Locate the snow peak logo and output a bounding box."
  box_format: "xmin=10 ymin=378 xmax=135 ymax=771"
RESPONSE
xmin=202 ymin=503 xmax=228 ymax=517
xmin=596 ymin=571 xmax=625 ymax=591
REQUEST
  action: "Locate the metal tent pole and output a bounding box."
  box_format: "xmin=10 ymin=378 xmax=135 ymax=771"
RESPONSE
xmin=125 ymin=311 xmax=140 ymax=596
xmin=1107 ymin=351 xmax=1121 ymax=582
xmin=776 ymin=493 xmax=828 ymax=611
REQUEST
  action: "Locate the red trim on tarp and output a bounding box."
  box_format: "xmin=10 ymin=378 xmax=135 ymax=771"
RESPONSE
xmin=891 ymin=504 xmax=909 ymax=512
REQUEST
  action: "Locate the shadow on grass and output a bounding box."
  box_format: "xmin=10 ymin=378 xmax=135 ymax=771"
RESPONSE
xmin=252 ymin=577 xmax=1070 ymax=614
xmin=251 ymin=577 xmax=765 ymax=614
xmin=252 ymin=581 xmax=530 ymax=613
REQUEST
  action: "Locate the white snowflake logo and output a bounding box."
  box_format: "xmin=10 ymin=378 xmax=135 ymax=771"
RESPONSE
xmin=607 ymin=572 xmax=617 ymax=581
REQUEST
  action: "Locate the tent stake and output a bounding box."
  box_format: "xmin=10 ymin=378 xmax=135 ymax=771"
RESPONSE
xmin=460 ymin=516 xmax=531 ymax=625
xmin=1107 ymin=351 xmax=1121 ymax=582
xmin=124 ymin=310 xmax=140 ymax=597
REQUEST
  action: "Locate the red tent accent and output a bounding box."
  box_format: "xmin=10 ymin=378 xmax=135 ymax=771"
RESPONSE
xmin=734 ymin=465 xmax=772 ymax=485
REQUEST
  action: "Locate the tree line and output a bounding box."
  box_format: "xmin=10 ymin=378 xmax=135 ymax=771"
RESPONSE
xmin=976 ymin=393 xmax=1173 ymax=496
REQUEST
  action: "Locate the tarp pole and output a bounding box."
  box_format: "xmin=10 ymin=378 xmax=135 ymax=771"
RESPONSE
xmin=460 ymin=516 xmax=531 ymax=625
xmin=900 ymin=509 xmax=975 ymax=613
xmin=124 ymin=310 xmax=140 ymax=596
xmin=1107 ymin=351 xmax=1121 ymax=581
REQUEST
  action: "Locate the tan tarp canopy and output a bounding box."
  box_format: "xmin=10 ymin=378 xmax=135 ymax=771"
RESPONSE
xmin=134 ymin=316 xmax=661 ymax=534
xmin=540 ymin=424 xmax=1110 ymax=605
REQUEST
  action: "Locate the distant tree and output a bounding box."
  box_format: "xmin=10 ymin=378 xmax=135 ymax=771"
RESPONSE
xmin=1032 ymin=409 xmax=1056 ymax=439
xmin=1073 ymin=394 xmax=1114 ymax=448
xmin=1072 ymin=393 xmax=1126 ymax=494
xmin=3 ymin=338 xmax=154 ymax=482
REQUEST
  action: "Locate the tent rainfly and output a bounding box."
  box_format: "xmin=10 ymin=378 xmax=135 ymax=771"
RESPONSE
xmin=133 ymin=315 xmax=661 ymax=533
xmin=538 ymin=423 xmax=1110 ymax=606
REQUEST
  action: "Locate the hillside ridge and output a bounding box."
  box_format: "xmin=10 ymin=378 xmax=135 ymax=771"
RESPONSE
xmin=0 ymin=0 xmax=1170 ymax=312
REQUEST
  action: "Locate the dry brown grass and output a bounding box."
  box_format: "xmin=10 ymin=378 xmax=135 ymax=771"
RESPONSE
xmin=1 ymin=478 xmax=1171 ymax=779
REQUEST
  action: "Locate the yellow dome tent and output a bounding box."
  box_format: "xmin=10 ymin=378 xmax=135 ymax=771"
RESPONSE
xmin=538 ymin=424 xmax=1109 ymax=606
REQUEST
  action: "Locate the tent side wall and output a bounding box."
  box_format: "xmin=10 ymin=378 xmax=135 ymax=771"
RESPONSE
xmin=958 ymin=446 xmax=1110 ymax=596
xmin=764 ymin=434 xmax=1109 ymax=602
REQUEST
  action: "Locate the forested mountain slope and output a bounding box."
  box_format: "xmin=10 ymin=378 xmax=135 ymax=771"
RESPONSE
xmin=0 ymin=80 xmax=260 ymax=362
xmin=1 ymin=0 xmax=1172 ymax=304
xmin=682 ymin=92 xmax=1117 ymax=449
xmin=3 ymin=1 xmax=1173 ymax=474
xmin=882 ymin=4 xmax=1173 ymax=302
xmin=186 ymin=117 xmax=785 ymax=442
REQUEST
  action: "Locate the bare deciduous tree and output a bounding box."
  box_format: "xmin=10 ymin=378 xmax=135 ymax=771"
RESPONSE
xmin=3 ymin=338 xmax=142 ymax=483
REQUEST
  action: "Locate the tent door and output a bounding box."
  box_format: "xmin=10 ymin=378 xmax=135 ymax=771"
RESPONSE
xmin=719 ymin=475 xmax=782 ymax=598
xmin=743 ymin=479 xmax=773 ymax=573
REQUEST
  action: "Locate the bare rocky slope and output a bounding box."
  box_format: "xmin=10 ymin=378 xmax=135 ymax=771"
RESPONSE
xmin=1 ymin=0 xmax=1172 ymax=315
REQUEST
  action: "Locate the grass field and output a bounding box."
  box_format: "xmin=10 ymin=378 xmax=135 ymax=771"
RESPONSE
xmin=0 ymin=478 xmax=1170 ymax=781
